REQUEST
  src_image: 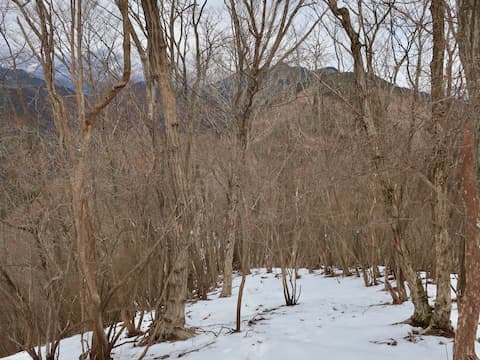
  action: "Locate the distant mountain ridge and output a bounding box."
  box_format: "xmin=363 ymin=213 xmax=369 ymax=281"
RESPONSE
xmin=0 ymin=67 xmax=47 ymax=88
xmin=0 ymin=63 xmax=428 ymax=131
xmin=0 ymin=66 xmax=72 ymax=126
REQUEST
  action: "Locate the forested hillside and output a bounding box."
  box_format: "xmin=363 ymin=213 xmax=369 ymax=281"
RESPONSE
xmin=0 ymin=1 xmax=479 ymax=360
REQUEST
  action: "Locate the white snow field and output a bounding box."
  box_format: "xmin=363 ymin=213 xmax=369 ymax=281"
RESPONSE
xmin=4 ymin=268 xmax=479 ymax=360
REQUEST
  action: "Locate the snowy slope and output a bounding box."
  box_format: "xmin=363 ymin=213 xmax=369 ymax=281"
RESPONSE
xmin=4 ymin=269 xmax=478 ymax=360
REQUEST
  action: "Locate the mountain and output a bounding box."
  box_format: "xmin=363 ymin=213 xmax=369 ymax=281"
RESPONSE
xmin=0 ymin=67 xmax=72 ymax=127
xmin=0 ymin=62 xmax=427 ymax=133
xmin=204 ymin=62 xmax=420 ymax=110
xmin=0 ymin=67 xmax=47 ymax=88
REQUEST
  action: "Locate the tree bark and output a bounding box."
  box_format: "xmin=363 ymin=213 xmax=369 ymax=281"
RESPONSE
xmin=454 ymin=127 xmax=480 ymax=360
xmin=220 ymin=169 xmax=238 ymax=298
xmin=141 ymin=0 xmax=191 ymax=341
xmin=429 ymin=0 xmax=453 ymax=335
xmin=454 ymin=0 xmax=480 ymax=358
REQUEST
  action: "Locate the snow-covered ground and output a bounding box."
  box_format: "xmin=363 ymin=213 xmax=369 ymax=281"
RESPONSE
xmin=4 ymin=269 xmax=478 ymax=360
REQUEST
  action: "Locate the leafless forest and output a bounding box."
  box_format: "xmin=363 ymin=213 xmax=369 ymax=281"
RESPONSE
xmin=1 ymin=0 xmax=480 ymax=359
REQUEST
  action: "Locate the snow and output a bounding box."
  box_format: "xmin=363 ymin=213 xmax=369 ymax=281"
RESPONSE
xmin=3 ymin=269 xmax=479 ymax=360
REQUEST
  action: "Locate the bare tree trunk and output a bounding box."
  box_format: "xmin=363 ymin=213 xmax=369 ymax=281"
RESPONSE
xmin=384 ymin=265 xmax=402 ymax=305
xmin=399 ymin=253 xmax=431 ymax=327
xmin=235 ymin=271 xmax=246 ymax=332
xmin=393 ymin=264 xmax=408 ymax=303
xmin=72 ymin=131 xmax=110 ymax=360
xmin=428 ymin=0 xmax=453 ymax=336
xmin=141 ymin=0 xmax=191 ymax=341
xmin=454 ymin=1 xmax=480 ymax=357
xmin=390 ymin=221 xmax=431 ymax=326
xmin=454 ymin=127 xmax=480 ymax=360
xmin=220 ymin=169 xmax=238 ymax=298
xmin=157 ymin=62 xmax=191 ymax=341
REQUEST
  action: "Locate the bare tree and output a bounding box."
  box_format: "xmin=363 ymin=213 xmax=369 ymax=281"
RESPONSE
xmin=219 ymin=0 xmax=318 ymax=333
xmin=220 ymin=0 xmax=319 ymax=301
xmin=136 ymin=0 xmax=193 ymax=342
xmin=454 ymin=0 xmax=480 ymax=358
xmin=326 ymin=0 xmax=432 ymax=327
xmin=428 ymin=0 xmax=454 ymax=337
xmin=13 ymin=0 xmax=131 ymax=358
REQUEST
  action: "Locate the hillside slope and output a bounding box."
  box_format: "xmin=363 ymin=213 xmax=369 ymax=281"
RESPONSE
xmin=3 ymin=269 xmax=471 ymax=360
